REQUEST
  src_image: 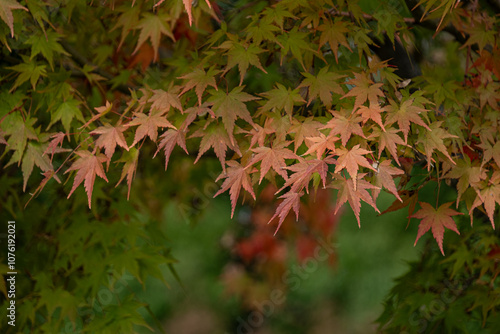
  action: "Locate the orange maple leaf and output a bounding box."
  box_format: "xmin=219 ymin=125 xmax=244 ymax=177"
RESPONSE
xmin=64 ymin=150 xmax=109 ymax=208
xmin=329 ymin=174 xmax=379 ymax=227
xmin=323 ymin=110 xmax=365 ymax=146
xmin=334 ymin=145 xmax=376 ymax=190
xmin=341 ymin=72 xmax=384 ymax=112
xmin=250 ymin=141 xmax=298 ymax=183
xmin=372 ymin=160 xmax=404 ymax=202
xmin=214 ymin=160 xmax=256 ymax=218
xmin=411 ymin=202 xmax=462 ymax=256
xmin=386 ymin=98 xmax=430 ymax=143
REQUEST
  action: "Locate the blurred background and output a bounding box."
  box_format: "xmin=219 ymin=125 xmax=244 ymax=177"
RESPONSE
xmin=126 ymin=158 xmax=425 ymax=334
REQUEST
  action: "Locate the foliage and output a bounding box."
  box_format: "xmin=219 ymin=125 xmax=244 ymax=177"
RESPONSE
xmin=0 ymin=0 xmax=499 ymax=332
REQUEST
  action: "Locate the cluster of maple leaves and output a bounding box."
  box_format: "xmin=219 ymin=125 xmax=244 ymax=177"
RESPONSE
xmin=1 ymin=0 xmax=499 ymax=256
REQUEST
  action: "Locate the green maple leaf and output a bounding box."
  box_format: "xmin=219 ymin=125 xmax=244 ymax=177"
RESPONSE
xmin=0 ymin=0 xmax=27 ymax=37
xmin=219 ymin=40 xmax=267 ymax=85
xmin=260 ymin=83 xmax=305 ymax=118
xmin=133 ymin=13 xmax=175 ymax=62
xmin=3 ymin=114 xmax=38 ymax=166
xmin=417 ymin=121 xmax=457 ymax=170
xmin=444 ymin=156 xmax=486 ymax=206
xmin=277 ymin=27 xmax=317 ymax=70
xmin=207 ymin=86 xmax=259 ymax=143
xmin=299 ymin=67 xmax=344 ymax=108
xmin=318 ymin=18 xmax=352 ymax=63
xmin=246 ymin=18 xmax=280 ymax=45
xmin=262 ymin=4 xmax=296 ymax=30
xmin=21 ymin=141 xmax=54 ymax=191
xmin=26 ymin=30 xmax=69 ymax=70
xmin=47 ymin=99 xmax=85 ymax=133
xmin=178 ymin=67 xmax=220 ymax=106
xmin=8 ymin=57 xmax=47 ymax=91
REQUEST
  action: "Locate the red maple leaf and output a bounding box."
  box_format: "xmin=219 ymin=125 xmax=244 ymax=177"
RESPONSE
xmin=278 ymin=157 xmax=333 ymax=194
xmin=192 ymin=122 xmax=241 ymax=172
xmin=64 ymin=150 xmax=109 ymax=208
xmin=90 ymin=123 xmax=129 ymax=163
xmin=269 ymin=191 xmax=303 ymax=234
xmin=127 ymin=111 xmax=176 ymax=147
xmin=411 ymin=202 xmax=462 ymax=256
xmin=214 ymin=160 xmax=256 ymax=218
xmin=154 ymin=128 xmax=189 ymax=170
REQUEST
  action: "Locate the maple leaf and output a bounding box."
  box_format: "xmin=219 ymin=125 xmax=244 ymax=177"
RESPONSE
xmin=214 ymin=160 xmax=256 ymax=218
xmin=127 ymin=111 xmax=176 ymax=147
xmin=175 ymin=0 xmax=212 ymax=26
xmin=64 ymin=150 xmax=109 ymax=208
xmin=48 ymin=100 xmax=85 ymax=134
xmin=411 ymin=202 xmax=462 ymax=256
xmin=369 ymin=125 xmax=406 ymax=164
xmin=444 ymin=156 xmax=486 ymax=206
xmin=277 ymin=27 xmax=318 ymax=70
xmin=304 ymin=133 xmax=339 ymax=159
xmin=288 ymin=117 xmax=323 ymax=152
xmin=469 ymin=179 xmax=500 ymax=229
xmin=329 ymin=174 xmax=379 ymax=227
xmin=278 ymin=158 xmax=332 ymax=194
xmin=219 ymin=40 xmax=268 ymax=85
xmin=133 ymin=13 xmax=175 ymax=62
xmin=417 ymin=121 xmax=457 ymax=170
xmin=3 ymin=114 xmax=38 ymax=166
xmin=245 ymin=121 xmax=275 ymax=149
xmin=192 ymin=122 xmax=241 ymax=171
xmin=298 ymin=67 xmax=344 ymax=108
xmin=317 ymin=18 xmax=352 ymax=63
xmin=269 ymin=191 xmax=303 ymax=234
xmin=154 ymin=128 xmax=188 ymax=170
xmin=90 ymin=123 xmax=129 ymax=163
xmin=356 ymin=103 xmax=386 ymax=131
xmin=478 ymin=140 xmax=500 ymax=168
xmin=322 ymin=110 xmax=365 ymax=146
xmin=178 ymin=67 xmax=220 ymax=106
xmin=250 ymin=141 xmax=298 ymax=183
xmin=385 ymin=98 xmax=430 ymax=143
xmin=149 ymin=88 xmax=183 ymax=114
xmin=334 ymin=144 xmax=376 ymax=190
xmin=341 ymin=73 xmax=384 ymax=112
xmin=372 ymin=160 xmax=404 ymax=202
xmin=80 ymin=101 xmax=113 ymax=130
xmin=0 ymin=0 xmax=27 ymax=37
xmin=116 ymin=148 xmax=139 ymax=200
xmin=260 ymin=83 xmax=305 ymax=118
xmin=207 ymin=86 xmax=258 ymax=144
xmin=22 ymin=142 xmax=55 ymax=191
